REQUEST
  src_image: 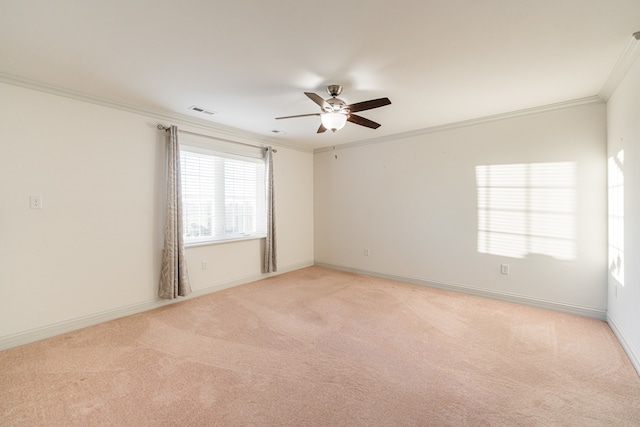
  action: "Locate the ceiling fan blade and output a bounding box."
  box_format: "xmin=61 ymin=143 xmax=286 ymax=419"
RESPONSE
xmin=305 ymin=92 xmax=329 ymax=109
xmin=275 ymin=113 xmax=321 ymax=120
xmin=347 ymin=114 xmax=381 ymax=129
xmin=317 ymin=123 xmax=327 ymax=133
xmin=346 ymin=97 xmax=391 ymax=113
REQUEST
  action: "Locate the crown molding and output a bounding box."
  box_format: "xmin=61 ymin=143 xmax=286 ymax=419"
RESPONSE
xmin=0 ymin=71 xmax=612 ymax=157
xmin=599 ymin=33 xmax=640 ymax=101
xmin=0 ymin=72 xmax=313 ymax=153
xmin=314 ymin=96 xmax=603 ymax=154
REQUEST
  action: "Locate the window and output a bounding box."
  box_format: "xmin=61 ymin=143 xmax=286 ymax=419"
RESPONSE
xmin=179 ymin=135 xmax=266 ymax=245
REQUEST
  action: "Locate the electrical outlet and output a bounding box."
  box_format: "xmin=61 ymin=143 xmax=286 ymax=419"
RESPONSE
xmin=202 ymin=260 xmax=208 ymax=270
xmin=364 ymin=248 xmax=371 ymax=256
xmin=500 ymin=264 xmax=510 ymax=275
xmin=30 ymin=196 xmax=43 ymax=209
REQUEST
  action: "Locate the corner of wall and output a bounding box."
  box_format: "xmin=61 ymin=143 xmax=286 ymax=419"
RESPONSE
xmin=607 ymin=314 xmax=640 ymax=377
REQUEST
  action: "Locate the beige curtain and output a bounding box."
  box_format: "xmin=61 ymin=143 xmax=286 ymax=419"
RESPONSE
xmin=159 ymin=125 xmax=192 ymax=299
xmin=264 ymin=147 xmax=277 ymax=273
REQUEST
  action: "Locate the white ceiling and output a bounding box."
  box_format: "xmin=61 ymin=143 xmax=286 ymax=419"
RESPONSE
xmin=1 ymin=0 xmax=639 ymax=150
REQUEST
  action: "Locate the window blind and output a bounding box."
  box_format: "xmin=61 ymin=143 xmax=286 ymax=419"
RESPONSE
xmin=180 ymin=137 xmax=266 ymax=245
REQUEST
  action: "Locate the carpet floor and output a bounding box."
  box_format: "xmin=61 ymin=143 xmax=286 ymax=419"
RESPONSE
xmin=1 ymin=266 xmax=639 ymax=426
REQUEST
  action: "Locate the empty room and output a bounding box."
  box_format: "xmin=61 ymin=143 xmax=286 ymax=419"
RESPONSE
xmin=1 ymin=0 xmax=640 ymax=425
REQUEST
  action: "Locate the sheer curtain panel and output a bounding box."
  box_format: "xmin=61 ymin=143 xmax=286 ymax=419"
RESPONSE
xmin=159 ymin=125 xmax=192 ymax=299
xmin=264 ymin=147 xmax=277 ymax=273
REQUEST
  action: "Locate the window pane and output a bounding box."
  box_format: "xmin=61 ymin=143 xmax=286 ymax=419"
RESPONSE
xmin=180 ymin=147 xmax=266 ymax=244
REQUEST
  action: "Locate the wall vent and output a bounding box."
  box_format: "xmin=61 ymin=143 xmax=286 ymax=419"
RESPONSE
xmin=189 ymin=105 xmax=215 ymax=115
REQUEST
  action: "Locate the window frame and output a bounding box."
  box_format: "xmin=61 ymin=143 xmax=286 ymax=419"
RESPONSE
xmin=179 ymin=136 xmax=267 ymax=247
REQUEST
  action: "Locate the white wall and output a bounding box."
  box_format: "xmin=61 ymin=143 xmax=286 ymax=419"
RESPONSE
xmin=0 ymin=82 xmax=314 ymax=348
xmin=606 ymin=55 xmax=640 ymax=371
xmin=0 ymin=79 xmax=614 ymax=350
xmin=315 ymin=102 xmax=608 ymax=317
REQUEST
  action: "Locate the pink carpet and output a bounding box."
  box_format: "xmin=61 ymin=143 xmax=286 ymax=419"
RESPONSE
xmin=2 ymin=266 xmax=639 ymax=426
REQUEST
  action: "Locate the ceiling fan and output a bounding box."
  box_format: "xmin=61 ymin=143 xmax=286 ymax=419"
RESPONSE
xmin=276 ymin=85 xmax=391 ymax=133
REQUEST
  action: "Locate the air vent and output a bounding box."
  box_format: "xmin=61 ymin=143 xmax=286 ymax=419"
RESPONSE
xmin=189 ymin=105 xmax=215 ymax=115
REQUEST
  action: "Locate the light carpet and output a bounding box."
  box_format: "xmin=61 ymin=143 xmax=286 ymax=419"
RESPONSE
xmin=2 ymin=266 xmax=639 ymax=426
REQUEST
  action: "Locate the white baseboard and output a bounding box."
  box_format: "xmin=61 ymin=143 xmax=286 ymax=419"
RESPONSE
xmin=606 ymin=314 xmax=640 ymax=376
xmin=315 ymin=262 xmax=607 ymax=320
xmin=0 ymin=260 xmax=314 ymax=351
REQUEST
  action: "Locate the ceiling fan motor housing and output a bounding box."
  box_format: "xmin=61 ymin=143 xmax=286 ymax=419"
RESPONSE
xmin=326 ymin=97 xmax=347 ymax=113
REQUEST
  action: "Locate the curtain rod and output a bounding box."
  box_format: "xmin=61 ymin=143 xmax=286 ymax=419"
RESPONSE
xmin=157 ymin=124 xmax=276 ymax=153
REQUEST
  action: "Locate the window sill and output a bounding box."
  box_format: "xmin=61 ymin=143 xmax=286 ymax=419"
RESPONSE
xmin=185 ymin=235 xmax=266 ymax=248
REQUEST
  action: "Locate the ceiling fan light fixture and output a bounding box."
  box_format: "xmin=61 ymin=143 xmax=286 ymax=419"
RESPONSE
xmin=275 ymin=86 xmax=390 ymax=134
xmin=321 ymin=112 xmax=347 ymax=132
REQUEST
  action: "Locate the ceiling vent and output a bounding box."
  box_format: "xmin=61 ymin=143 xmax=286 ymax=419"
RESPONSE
xmin=189 ymin=105 xmax=215 ymax=115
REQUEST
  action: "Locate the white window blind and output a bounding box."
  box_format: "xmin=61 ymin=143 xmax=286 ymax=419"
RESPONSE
xmin=180 ymin=136 xmax=266 ymax=245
